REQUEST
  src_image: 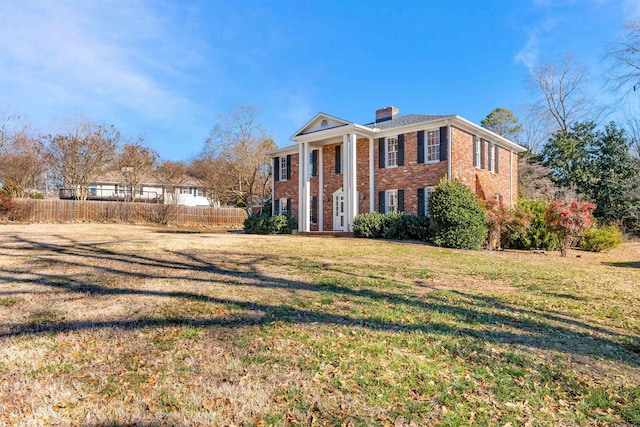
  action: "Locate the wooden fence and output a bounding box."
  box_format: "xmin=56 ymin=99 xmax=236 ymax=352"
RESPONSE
xmin=4 ymin=199 xmax=248 ymax=227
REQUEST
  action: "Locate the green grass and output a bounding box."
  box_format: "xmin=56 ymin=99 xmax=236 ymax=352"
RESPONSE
xmin=0 ymin=226 xmax=639 ymax=426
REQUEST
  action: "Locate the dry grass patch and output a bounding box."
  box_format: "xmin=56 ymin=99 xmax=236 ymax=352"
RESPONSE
xmin=0 ymin=223 xmax=639 ymax=426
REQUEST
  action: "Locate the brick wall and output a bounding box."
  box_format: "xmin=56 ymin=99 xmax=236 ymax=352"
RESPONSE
xmin=450 ymin=126 xmax=517 ymax=206
xmin=272 ymin=153 xmax=299 ymax=217
xmin=374 ymin=130 xmax=448 ymax=215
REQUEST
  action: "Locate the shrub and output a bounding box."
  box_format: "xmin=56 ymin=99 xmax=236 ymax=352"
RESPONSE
xmin=353 ymin=212 xmax=431 ymax=241
xmin=511 ymin=199 xmax=559 ymax=251
xmin=29 ymin=191 xmax=45 ymax=199
xmin=485 ymin=199 xmax=533 ymax=250
xmin=429 ymin=179 xmax=487 ymax=249
xmin=622 ymin=205 xmax=640 ymax=237
xmin=353 ymin=212 xmax=386 ymax=238
xmin=0 ymin=194 xmax=16 ymax=219
xmin=580 ymin=224 xmax=623 ymax=252
xmin=243 ymin=213 xmax=297 ymax=234
xmin=545 ymin=200 xmax=596 ymax=257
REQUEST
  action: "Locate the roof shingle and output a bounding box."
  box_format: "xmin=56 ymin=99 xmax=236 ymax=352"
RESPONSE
xmin=362 ymin=114 xmax=454 ymax=130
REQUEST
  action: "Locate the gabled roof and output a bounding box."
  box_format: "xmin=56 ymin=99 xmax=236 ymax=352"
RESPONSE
xmin=362 ymin=114 xmax=455 ymax=130
xmin=291 ymin=112 xmax=353 ymax=138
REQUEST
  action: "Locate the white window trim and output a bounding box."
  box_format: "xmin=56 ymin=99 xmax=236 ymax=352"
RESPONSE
xmin=279 ymin=198 xmax=288 ymax=215
xmin=385 ymin=137 xmax=398 ymax=168
xmin=424 ymin=186 xmax=435 ymax=217
xmin=474 ymin=137 xmax=481 ymax=168
xmin=386 ymin=189 xmax=398 ymax=214
xmin=425 ymin=129 xmax=440 ymax=163
xmin=279 ymin=157 xmax=288 ymax=181
xmin=488 ymin=143 xmax=495 ymax=173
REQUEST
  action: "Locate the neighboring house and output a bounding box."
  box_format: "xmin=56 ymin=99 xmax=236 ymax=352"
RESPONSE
xmin=271 ymin=106 xmax=527 ymax=233
xmin=59 ymin=171 xmax=212 ymax=207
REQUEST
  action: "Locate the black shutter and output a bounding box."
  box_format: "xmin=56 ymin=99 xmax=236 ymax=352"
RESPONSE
xmin=311 ymin=196 xmax=318 ymax=224
xmin=439 ymin=126 xmax=448 ymax=161
xmin=494 ymin=146 xmax=500 ymax=174
xmin=286 ymin=155 xmax=292 ymax=180
xmin=274 ymin=157 xmax=280 ymax=182
xmin=312 ymin=150 xmax=318 ymax=177
xmin=398 ymin=134 xmax=404 ymax=166
xmin=286 ymin=198 xmax=291 ymax=217
xmin=480 ymin=140 xmax=486 ymax=169
xmin=398 ymin=189 xmax=404 ymax=212
xmin=417 ymin=188 xmax=425 ymax=216
xmin=378 ymin=191 xmax=385 ymax=213
xmin=335 ymin=145 xmax=341 ymax=174
xmin=378 ymin=138 xmax=385 ymax=168
xmin=472 ymin=137 xmax=478 ymax=167
xmin=417 ymin=131 xmax=425 ymax=164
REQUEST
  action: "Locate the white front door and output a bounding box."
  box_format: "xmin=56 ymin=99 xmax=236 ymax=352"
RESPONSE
xmin=333 ymin=190 xmax=345 ymax=231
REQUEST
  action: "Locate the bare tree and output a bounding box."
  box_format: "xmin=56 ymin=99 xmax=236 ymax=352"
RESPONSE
xmin=41 ymin=118 xmax=120 ymax=200
xmin=606 ymin=20 xmax=640 ymax=96
xmin=188 ymin=157 xmax=231 ymax=207
xmin=203 ymin=105 xmax=275 ymax=214
xmin=0 ymin=108 xmax=23 ymax=152
xmin=530 ymin=56 xmax=594 ymax=133
xmin=154 ymin=160 xmax=191 ymax=224
xmin=0 ymin=130 xmax=45 ymax=197
xmin=115 ymin=143 xmax=158 ymax=202
xmin=518 ymin=157 xmax=576 ymax=201
xmin=518 ymin=105 xmax=553 ymax=154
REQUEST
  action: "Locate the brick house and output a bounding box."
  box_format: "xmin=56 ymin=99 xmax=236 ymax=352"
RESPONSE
xmin=271 ymin=106 xmax=527 ymax=233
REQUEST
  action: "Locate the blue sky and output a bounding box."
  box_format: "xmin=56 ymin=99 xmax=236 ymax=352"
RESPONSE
xmin=1 ymin=0 xmax=638 ymax=160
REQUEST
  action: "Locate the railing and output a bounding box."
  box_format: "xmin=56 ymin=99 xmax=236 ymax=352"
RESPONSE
xmin=59 ymin=188 xmax=161 ymax=202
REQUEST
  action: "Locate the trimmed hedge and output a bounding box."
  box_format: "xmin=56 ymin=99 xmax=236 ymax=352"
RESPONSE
xmin=429 ymin=179 xmax=487 ymax=249
xmin=244 ymin=213 xmax=297 ymax=234
xmin=353 ymin=212 xmax=430 ymax=241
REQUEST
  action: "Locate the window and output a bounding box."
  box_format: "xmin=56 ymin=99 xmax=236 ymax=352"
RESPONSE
xmin=335 ymin=145 xmax=342 ymax=174
xmin=426 ymin=129 xmax=440 ymax=162
xmin=181 ymin=187 xmax=191 ymax=194
xmin=278 ymin=198 xmax=289 ymax=215
xmin=424 ymin=187 xmax=434 ymax=217
xmin=320 ymin=119 xmax=328 ymax=127
xmin=488 ymin=143 xmax=495 ymax=173
xmin=196 ymin=189 xmax=204 ymax=197
xmin=386 ymin=137 xmax=398 ymax=167
xmin=387 ymin=189 xmax=398 ymax=213
xmin=89 ymin=184 xmax=97 ymax=197
xmin=473 ymin=137 xmax=481 ymax=168
xmin=279 ymin=157 xmax=287 ymax=181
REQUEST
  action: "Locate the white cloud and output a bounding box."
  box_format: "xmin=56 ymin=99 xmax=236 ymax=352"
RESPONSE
xmin=515 ymin=31 xmax=540 ymax=70
xmin=0 ymin=0 xmax=193 ymax=122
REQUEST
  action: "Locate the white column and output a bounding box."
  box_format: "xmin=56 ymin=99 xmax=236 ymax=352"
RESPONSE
xmin=318 ymin=146 xmax=324 ymax=231
xmin=342 ymin=135 xmax=349 ymax=231
xmin=297 ymin=143 xmax=305 ymax=232
xmin=347 ymin=133 xmax=357 ymax=231
xmin=271 ymin=157 xmax=275 ymax=216
xmin=302 ymin=142 xmax=311 ymax=232
xmin=369 ymin=137 xmax=374 ymax=213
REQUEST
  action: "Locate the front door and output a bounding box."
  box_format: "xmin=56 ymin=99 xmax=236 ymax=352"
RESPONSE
xmin=333 ymin=189 xmax=345 ymax=231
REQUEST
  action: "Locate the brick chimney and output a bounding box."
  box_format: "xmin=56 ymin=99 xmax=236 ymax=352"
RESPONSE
xmin=375 ymin=106 xmax=399 ymax=123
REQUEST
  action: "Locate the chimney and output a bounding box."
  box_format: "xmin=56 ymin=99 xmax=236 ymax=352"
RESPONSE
xmin=375 ymin=106 xmax=399 ymax=123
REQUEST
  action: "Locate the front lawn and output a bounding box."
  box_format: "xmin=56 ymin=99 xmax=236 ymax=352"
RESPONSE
xmin=0 ymin=224 xmax=638 ymax=426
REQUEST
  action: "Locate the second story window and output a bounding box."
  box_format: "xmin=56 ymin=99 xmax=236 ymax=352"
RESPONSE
xmin=279 ymin=157 xmax=287 ymax=181
xmin=386 ymin=137 xmax=398 ymax=167
xmin=426 ymin=129 xmax=440 ymax=162
xmin=473 ymin=137 xmax=481 ymax=168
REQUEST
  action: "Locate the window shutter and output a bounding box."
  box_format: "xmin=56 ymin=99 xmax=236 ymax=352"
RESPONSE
xmin=286 ymin=198 xmax=291 ymax=216
xmin=335 ymin=145 xmax=341 ymax=174
xmin=274 ymin=157 xmax=280 ymax=182
xmin=398 ymin=190 xmax=405 ymax=212
xmin=398 ymin=134 xmax=404 ymax=166
xmin=378 ymin=138 xmax=385 ymax=168
xmin=494 ymin=146 xmax=500 ymax=174
xmin=312 ymin=150 xmax=318 ymax=177
xmin=472 ymin=137 xmax=478 ymax=167
xmin=378 ymin=191 xmax=385 ymax=213
xmin=286 ymin=155 xmax=292 ymax=180
xmin=439 ymin=126 xmax=448 ymax=161
xmin=480 ymin=140 xmax=486 ymax=169
xmin=417 ymin=131 xmax=425 ymax=164
xmin=417 ymin=188 xmax=425 ymax=216
xmin=311 ymin=196 xmax=318 ymax=223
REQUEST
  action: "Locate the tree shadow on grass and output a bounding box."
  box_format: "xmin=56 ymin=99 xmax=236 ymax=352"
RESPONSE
xmin=0 ymin=233 xmax=639 ymax=366
xmin=603 ymin=261 xmax=640 ymax=269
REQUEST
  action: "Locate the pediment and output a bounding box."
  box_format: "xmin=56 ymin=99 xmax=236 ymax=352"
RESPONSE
xmin=293 ymin=113 xmax=352 ymax=137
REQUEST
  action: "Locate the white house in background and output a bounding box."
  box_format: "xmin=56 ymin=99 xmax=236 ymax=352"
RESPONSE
xmin=59 ymin=171 xmax=212 ymax=207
